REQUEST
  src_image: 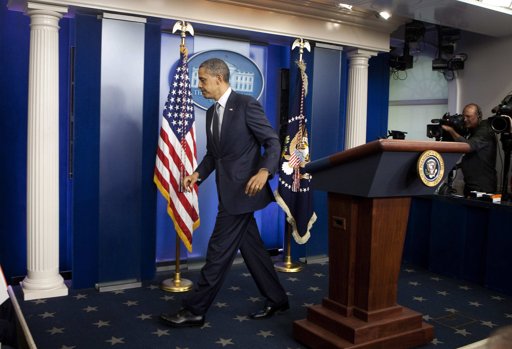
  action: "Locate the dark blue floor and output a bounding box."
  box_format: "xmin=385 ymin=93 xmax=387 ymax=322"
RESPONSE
xmin=14 ymin=261 xmax=512 ymax=348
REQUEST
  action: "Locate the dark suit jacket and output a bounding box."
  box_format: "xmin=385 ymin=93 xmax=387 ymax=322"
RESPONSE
xmin=195 ymin=91 xmax=280 ymax=215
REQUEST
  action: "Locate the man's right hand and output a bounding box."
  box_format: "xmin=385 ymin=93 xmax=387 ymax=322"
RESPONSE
xmin=183 ymin=172 xmax=200 ymax=192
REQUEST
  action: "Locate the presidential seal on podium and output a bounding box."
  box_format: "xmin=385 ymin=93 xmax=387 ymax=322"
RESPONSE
xmin=417 ymin=149 xmax=445 ymax=187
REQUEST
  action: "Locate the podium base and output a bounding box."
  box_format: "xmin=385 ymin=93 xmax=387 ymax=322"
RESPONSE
xmin=160 ymin=278 xmax=193 ymax=293
xmin=294 ymin=304 xmax=433 ymax=349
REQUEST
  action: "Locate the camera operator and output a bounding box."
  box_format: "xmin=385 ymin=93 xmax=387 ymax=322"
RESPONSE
xmin=442 ymin=103 xmax=497 ymax=196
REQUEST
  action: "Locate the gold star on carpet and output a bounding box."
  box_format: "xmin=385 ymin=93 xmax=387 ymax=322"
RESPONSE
xmin=105 ymin=336 xmax=125 ymax=345
xmin=257 ymin=330 xmax=274 ymax=338
xmin=431 ymin=338 xmax=444 ymax=345
xmin=93 ymin=320 xmax=110 ymax=328
xmin=82 ymin=306 xmax=98 ymax=312
xmin=47 ymin=327 xmax=64 ymax=335
xmin=481 ymin=321 xmax=498 ymax=328
xmin=137 ymin=313 xmax=152 ymax=320
xmin=73 ymin=294 xmax=87 ymax=300
xmin=152 ymin=329 xmax=170 ymax=337
xmin=413 ymin=296 xmax=427 ymax=302
xmin=455 ymin=329 xmax=471 ymax=336
xmin=233 ymin=315 xmax=249 ymax=322
xmin=214 ymin=302 xmax=228 ymax=308
xmin=215 ymin=338 xmax=234 ymax=347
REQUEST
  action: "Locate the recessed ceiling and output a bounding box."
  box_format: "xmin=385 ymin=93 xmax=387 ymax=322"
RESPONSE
xmin=331 ymin=0 xmax=512 ymax=37
xmin=216 ymin=0 xmax=512 ymax=37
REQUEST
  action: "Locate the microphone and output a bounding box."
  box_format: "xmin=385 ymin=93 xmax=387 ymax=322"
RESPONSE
xmin=492 ymin=105 xmax=501 ymax=114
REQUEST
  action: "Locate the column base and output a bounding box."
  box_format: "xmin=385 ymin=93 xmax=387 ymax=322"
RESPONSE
xmin=21 ymin=281 xmax=68 ymax=301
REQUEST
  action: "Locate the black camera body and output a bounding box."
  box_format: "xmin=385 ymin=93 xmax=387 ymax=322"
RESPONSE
xmin=489 ymin=94 xmax=512 ymax=134
xmin=427 ymin=112 xmax=468 ymax=141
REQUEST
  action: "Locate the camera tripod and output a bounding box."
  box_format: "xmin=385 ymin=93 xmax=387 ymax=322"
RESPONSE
xmin=499 ymin=132 xmax=512 ymax=201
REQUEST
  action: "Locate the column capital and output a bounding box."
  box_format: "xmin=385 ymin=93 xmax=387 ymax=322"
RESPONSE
xmin=345 ymin=48 xmax=379 ymax=59
xmin=26 ymin=1 xmax=67 ymax=15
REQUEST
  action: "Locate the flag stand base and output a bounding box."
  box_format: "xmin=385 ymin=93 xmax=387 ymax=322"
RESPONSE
xmin=161 ymin=234 xmax=194 ymax=292
xmin=161 ymin=274 xmax=193 ymax=293
xmin=274 ymin=260 xmax=303 ymax=273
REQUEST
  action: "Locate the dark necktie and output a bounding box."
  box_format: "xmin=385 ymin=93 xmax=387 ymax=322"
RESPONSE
xmin=212 ymin=102 xmax=220 ymax=147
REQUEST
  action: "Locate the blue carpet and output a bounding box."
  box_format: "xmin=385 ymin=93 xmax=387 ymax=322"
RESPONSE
xmin=13 ymin=261 xmax=512 ymax=348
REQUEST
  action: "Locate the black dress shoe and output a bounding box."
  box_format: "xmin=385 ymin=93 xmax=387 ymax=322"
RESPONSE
xmin=160 ymin=308 xmax=205 ymax=328
xmin=249 ymin=302 xmax=290 ymax=319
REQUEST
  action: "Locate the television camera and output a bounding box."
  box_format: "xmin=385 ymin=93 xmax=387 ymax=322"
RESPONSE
xmin=489 ymin=94 xmax=512 ymax=134
xmin=426 ymin=112 xmax=468 ymax=141
xmin=489 ymin=93 xmax=512 ymax=201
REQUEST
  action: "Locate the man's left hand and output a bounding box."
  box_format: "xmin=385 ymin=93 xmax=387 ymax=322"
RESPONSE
xmin=245 ymin=169 xmax=270 ymax=197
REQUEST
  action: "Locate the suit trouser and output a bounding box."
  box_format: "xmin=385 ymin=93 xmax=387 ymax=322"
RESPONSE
xmin=182 ymin=205 xmax=288 ymax=315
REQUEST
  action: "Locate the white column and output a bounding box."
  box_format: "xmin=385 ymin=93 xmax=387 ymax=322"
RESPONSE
xmin=345 ymin=49 xmax=377 ymax=149
xmin=21 ymin=2 xmax=68 ymax=301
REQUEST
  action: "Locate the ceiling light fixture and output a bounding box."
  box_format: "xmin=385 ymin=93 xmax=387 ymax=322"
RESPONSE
xmin=457 ymin=0 xmax=512 ymax=14
xmin=480 ymin=0 xmax=512 ymax=7
xmin=379 ymin=11 xmax=392 ymax=20
xmin=337 ymin=3 xmax=353 ymax=11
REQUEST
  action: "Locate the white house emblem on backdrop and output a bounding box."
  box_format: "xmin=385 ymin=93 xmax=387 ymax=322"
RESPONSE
xmin=187 ymin=50 xmax=264 ymax=110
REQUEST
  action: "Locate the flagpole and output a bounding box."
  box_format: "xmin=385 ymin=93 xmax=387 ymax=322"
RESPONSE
xmin=160 ymin=20 xmax=196 ymax=293
xmin=161 ymin=234 xmax=194 ymax=292
xmin=274 ymin=38 xmax=312 ymax=273
xmin=274 ymin=223 xmax=303 ymax=272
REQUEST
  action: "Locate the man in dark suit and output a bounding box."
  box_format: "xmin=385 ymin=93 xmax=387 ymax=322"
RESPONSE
xmin=160 ymin=58 xmax=289 ymax=328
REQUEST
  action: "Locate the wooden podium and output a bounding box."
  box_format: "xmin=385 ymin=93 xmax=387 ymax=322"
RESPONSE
xmin=294 ymin=139 xmax=470 ymax=349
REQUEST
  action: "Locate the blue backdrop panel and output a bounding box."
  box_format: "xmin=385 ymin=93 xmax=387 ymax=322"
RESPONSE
xmin=140 ymin=20 xmax=161 ymax=281
xmin=59 ymin=17 xmax=72 ymax=273
xmin=0 ymin=3 xmax=30 ymax=281
xmin=303 ymin=45 xmax=344 ymax=259
xmin=98 ymin=18 xmax=145 ymax=285
xmin=367 ymin=52 xmax=391 ymax=142
xmin=73 ymin=13 xmax=102 ymax=288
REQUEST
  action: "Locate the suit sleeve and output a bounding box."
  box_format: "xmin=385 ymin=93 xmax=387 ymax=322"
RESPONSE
xmin=195 ymin=149 xmax=215 ymax=184
xmin=244 ymin=97 xmax=281 ymax=176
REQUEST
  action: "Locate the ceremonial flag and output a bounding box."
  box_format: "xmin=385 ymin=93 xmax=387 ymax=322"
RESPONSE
xmin=154 ymin=45 xmax=199 ymax=252
xmin=275 ymin=60 xmax=316 ymax=244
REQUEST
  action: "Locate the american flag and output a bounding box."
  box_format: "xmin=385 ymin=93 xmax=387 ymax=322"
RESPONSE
xmin=154 ymin=45 xmax=199 ymax=252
